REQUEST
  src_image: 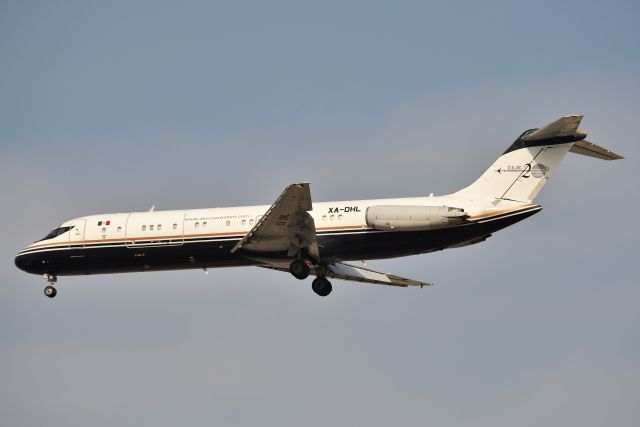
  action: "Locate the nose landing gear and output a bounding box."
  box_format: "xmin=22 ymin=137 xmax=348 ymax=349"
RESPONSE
xmin=44 ymin=285 xmax=57 ymax=298
xmin=43 ymin=274 xmax=57 ymax=298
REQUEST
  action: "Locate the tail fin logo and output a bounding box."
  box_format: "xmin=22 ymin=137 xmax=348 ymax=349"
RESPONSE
xmin=519 ymin=163 xmax=550 ymax=178
xmin=496 ymin=163 xmax=549 ymax=178
xmin=529 ymin=164 xmax=549 ymax=178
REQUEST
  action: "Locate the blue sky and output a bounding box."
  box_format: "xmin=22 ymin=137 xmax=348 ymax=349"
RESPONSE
xmin=1 ymin=1 xmax=639 ymax=426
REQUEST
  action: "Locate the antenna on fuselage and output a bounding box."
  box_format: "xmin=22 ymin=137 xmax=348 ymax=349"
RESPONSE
xmin=148 ymin=205 xmax=155 ymax=212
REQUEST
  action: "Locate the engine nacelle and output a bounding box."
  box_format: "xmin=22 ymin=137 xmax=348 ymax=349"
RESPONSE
xmin=365 ymin=205 xmax=466 ymax=231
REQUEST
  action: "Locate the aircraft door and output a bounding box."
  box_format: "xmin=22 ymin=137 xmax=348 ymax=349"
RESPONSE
xmin=69 ymin=219 xmax=86 ymax=247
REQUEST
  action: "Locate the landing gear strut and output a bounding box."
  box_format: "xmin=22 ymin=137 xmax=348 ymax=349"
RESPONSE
xmin=289 ymin=259 xmax=310 ymax=280
xmin=43 ymin=274 xmax=57 ymax=298
xmin=312 ymin=277 xmax=332 ymax=297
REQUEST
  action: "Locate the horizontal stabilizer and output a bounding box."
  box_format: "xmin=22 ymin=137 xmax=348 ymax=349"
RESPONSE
xmin=522 ymin=115 xmax=584 ymax=141
xmin=569 ymin=140 xmax=624 ymax=160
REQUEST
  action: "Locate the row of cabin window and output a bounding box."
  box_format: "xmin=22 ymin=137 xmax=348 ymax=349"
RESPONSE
xmin=138 ymin=218 xmax=258 ymax=231
xmin=193 ymin=218 xmax=256 ymax=228
xmin=99 ymin=225 xmax=176 ymax=233
xmin=107 ymin=215 xmax=334 ymax=233
xmin=141 ymin=223 xmax=179 ymax=231
xmin=102 ymin=226 xmax=123 ymax=233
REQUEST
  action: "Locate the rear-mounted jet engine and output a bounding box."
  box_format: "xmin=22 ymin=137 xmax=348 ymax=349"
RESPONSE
xmin=365 ymin=205 xmax=467 ymax=231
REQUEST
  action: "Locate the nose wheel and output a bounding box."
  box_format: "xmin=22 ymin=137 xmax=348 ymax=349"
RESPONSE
xmin=43 ymin=274 xmax=57 ymax=298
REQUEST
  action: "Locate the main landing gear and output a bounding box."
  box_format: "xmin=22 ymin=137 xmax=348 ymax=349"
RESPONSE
xmin=289 ymin=259 xmax=310 ymax=280
xmin=43 ymin=274 xmax=57 ymax=298
xmin=311 ymin=277 xmax=332 ymax=297
xmin=288 ymin=260 xmax=332 ymax=297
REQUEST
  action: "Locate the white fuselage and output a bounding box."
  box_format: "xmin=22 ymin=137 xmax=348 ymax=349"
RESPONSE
xmin=32 ymin=195 xmax=492 ymax=253
xmin=14 ymin=114 xmax=622 ymax=298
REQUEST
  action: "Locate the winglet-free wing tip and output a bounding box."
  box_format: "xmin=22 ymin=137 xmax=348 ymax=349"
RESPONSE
xmin=385 ymin=273 xmax=432 ymax=288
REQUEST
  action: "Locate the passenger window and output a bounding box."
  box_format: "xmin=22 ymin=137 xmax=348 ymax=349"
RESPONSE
xmin=149 ymin=225 xmax=154 ymax=231
xmin=173 ymin=223 xmax=177 ymax=229
xmin=226 ymin=220 xmax=230 ymax=226
xmin=101 ymin=227 xmax=106 ymax=232
xmin=338 ymin=214 xmax=343 ymax=220
xmin=195 ymin=222 xmax=200 ymax=228
xmin=142 ymin=225 xmax=146 ymax=231
xmin=322 ymin=215 xmax=327 ymax=221
xmin=249 ymin=219 xmax=254 ymax=225
xmin=330 ymin=215 xmax=335 ymax=221
xmin=242 ymin=219 xmax=246 ymax=225
xmin=157 ymin=224 xmax=162 ymax=231
xmin=117 ymin=226 xmax=122 ymax=232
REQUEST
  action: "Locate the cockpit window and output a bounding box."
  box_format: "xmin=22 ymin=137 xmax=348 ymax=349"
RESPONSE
xmin=37 ymin=226 xmax=74 ymax=242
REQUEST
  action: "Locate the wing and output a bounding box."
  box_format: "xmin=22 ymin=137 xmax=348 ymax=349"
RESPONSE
xmin=326 ymin=262 xmax=431 ymax=287
xmin=231 ymin=183 xmax=320 ymax=261
xmin=259 ymin=260 xmax=431 ymax=288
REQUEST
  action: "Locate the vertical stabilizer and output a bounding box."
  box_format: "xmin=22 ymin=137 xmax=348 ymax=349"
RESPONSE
xmin=455 ymin=115 xmax=587 ymax=203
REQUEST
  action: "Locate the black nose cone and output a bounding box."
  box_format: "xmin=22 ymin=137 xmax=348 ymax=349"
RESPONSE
xmin=15 ymin=253 xmax=34 ymax=273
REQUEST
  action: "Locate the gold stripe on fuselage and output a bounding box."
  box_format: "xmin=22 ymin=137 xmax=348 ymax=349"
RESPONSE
xmin=25 ymin=224 xmax=369 ymax=250
xmin=466 ymin=204 xmax=537 ymax=221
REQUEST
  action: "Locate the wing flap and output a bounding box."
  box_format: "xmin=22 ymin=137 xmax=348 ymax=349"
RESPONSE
xmin=326 ymin=263 xmax=430 ymax=287
xmin=259 ymin=260 xmax=431 ymax=288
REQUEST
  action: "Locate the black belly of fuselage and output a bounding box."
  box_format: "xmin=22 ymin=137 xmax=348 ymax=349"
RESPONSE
xmin=15 ymin=208 xmax=539 ymax=276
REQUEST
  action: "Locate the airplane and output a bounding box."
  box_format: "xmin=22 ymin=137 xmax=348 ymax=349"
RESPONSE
xmin=15 ymin=115 xmax=623 ymax=298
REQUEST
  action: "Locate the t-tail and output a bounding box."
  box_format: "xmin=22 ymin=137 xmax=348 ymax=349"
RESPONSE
xmin=454 ymin=115 xmax=624 ymax=205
